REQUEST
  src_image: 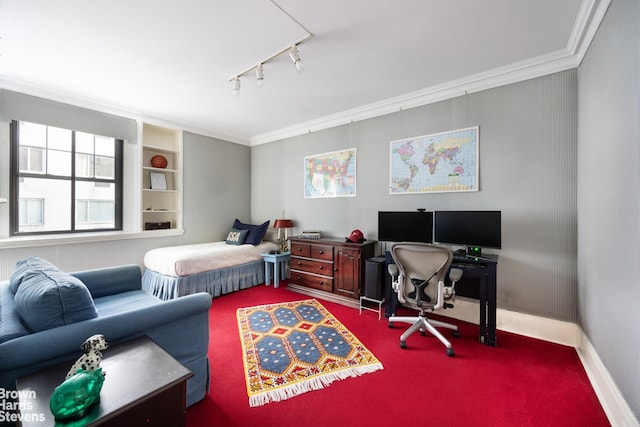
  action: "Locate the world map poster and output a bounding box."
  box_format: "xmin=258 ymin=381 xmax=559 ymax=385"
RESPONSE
xmin=389 ymin=127 xmax=479 ymax=194
xmin=304 ymin=148 xmax=356 ymax=198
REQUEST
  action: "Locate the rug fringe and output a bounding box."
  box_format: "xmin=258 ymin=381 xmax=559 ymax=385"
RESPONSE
xmin=249 ymin=363 xmax=384 ymax=407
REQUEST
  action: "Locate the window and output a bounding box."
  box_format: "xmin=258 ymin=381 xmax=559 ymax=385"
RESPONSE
xmin=10 ymin=120 xmax=123 ymax=235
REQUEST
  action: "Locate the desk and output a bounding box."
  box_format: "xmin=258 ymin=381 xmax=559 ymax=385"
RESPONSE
xmin=262 ymin=251 xmax=290 ymax=288
xmin=16 ymin=335 xmax=192 ymax=426
xmin=384 ymin=252 xmax=498 ymax=347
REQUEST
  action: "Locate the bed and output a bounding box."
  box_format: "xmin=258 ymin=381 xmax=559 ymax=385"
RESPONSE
xmin=142 ymin=219 xmax=279 ymax=300
xmin=142 ymin=240 xmax=279 ymax=300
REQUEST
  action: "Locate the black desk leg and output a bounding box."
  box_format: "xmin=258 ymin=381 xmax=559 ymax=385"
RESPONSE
xmin=486 ymin=266 xmax=498 ymax=346
xmin=479 ymin=275 xmax=487 ymax=344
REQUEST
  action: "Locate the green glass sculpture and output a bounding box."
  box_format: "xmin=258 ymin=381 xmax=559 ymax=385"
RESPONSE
xmin=49 ymin=368 xmax=105 ymax=420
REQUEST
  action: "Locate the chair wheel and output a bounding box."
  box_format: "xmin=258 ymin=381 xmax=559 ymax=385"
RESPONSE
xmin=446 ymin=348 xmax=455 ymax=357
xmin=453 ymin=330 xmax=461 ymax=338
xmin=400 ymin=341 xmax=407 ymax=349
xmin=388 ymin=322 xmax=394 ymax=328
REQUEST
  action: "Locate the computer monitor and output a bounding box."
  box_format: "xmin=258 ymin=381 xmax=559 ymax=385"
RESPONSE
xmin=433 ymin=210 xmax=501 ymax=255
xmin=377 ymin=211 xmax=433 ymax=243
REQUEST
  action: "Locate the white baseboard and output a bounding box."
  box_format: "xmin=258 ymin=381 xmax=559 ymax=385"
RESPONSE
xmin=439 ymin=299 xmax=639 ymax=426
xmin=576 ymin=334 xmax=639 ymax=427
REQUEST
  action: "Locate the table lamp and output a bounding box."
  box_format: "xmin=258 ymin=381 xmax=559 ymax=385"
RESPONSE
xmin=273 ymin=219 xmax=294 ymax=252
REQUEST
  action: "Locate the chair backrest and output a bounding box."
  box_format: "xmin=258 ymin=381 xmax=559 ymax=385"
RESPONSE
xmin=390 ymin=243 xmax=453 ymax=307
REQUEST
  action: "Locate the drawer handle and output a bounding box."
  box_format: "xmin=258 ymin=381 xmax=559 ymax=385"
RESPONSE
xmin=319 ymin=250 xmax=324 ymax=254
xmin=297 ymin=261 xmax=302 ymax=265
xmin=297 ymin=248 xmax=303 ymax=252
xmin=319 ymin=266 xmax=324 ymax=270
xmin=296 ymin=276 xmax=302 ymax=280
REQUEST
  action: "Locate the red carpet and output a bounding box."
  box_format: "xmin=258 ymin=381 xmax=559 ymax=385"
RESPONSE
xmin=186 ymin=284 xmax=610 ymax=427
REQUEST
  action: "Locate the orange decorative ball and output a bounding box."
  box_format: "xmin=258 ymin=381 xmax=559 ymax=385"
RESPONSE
xmin=150 ymin=155 xmax=168 ymax=168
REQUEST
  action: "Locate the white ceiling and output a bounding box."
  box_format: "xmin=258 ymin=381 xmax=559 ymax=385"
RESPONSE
xmin=0 ymin=0 xmax=607 ymax=145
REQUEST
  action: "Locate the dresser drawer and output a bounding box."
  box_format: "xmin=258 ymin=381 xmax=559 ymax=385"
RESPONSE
xmin=290 ymin=258 xmax=333 ymax=276
xmin=289 ymin=271 xmax=333 ymax=292
xmin=291 ymin=242 xmax=311 ymax=257
xmin=310 ymin=244 xmax=333 ymax=261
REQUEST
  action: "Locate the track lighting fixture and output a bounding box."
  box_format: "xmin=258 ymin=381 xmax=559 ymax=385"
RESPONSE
xmin=256 ymin=64 xmax=264 ymax=88
xmin=232 ymin=77 xmax=241 ymax=96
xmin=227 ymin=2 xmax=312 ymax=96
xmin=288 ymin=45 xmax=303 ymax=72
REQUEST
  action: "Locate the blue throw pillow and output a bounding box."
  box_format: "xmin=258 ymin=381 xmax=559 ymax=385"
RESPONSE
xmin=13 ymin=267 xmax=98 ymax=332
xmin=225 ymin=228 xmax=248 ymax=245
xmin=232 ymin=219 xmax=270 ymax=246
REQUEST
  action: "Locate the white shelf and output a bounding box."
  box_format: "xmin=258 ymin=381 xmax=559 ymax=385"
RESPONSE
xmin=141 ymin=123 xmax=182 ymax=232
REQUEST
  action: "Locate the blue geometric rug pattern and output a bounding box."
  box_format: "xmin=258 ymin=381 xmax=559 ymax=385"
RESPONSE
xmin=237 ymin=299 xmax=383 ymax=407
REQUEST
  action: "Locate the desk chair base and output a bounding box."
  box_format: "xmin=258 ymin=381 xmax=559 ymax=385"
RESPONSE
xmin=388 ymin=314 xmax=459 ymax=357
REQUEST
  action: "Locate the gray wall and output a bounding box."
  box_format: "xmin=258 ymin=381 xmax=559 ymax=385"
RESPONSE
xmin=577 ymin=0 xmax=639 ymax=418
xmin=182 ymin=131 xmax=251 ymax=244
xmin=252 ymin=70 xmax=578 ymax=321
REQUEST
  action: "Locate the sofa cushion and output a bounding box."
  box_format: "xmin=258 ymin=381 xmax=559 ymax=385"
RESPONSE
xmin=9 ymin=256 xmax=59 ymax=294
xmin=13 ymin=266 xmax=98 ymax=332
xmin=232 ymin=219 xmax=270 ymax=246
xmin=0 ymin=282 xmax=29 ymax=344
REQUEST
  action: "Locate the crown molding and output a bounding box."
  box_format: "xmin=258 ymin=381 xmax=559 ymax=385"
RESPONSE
xmin=250 ymin=0 xmax=611 ymax=146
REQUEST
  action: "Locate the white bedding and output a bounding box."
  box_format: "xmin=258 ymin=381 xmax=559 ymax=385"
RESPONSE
xmin=144 ymin=241 xmax=279 ymax=277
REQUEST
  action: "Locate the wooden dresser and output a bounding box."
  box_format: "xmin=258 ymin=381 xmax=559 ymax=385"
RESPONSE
xmin=288 ymin=236 xmax=376 ymax=305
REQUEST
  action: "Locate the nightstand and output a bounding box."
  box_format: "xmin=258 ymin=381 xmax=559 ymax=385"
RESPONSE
xmin=261 ymin=251 xmax=290 ymax=288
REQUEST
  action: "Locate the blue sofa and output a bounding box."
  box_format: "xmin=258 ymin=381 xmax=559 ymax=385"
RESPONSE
xmin=0 ymin=258 xmax=212 ymax=407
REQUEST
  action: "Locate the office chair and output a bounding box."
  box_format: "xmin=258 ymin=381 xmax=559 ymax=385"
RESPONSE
xmin=387 ymin=243 xmax=463 ymax=356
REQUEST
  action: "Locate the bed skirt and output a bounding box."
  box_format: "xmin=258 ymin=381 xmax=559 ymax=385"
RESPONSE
xmin=142 ymin=259 xmax=265 ymax=300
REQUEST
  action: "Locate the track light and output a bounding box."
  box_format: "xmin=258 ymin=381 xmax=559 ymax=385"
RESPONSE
xmin=232 ymin=77 xmax=240 ymax=96
xmin=288 ymin=45 xmax=303 ymax=72
xmin=256 ymin=64 xmax=264 ymax=88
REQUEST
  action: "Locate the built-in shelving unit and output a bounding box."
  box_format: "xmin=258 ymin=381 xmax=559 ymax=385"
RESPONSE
xmin=141 ymin=123 xmax=182 ymax=232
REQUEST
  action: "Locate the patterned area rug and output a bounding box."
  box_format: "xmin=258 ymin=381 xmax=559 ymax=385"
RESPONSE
xmin=237 ymin=299 xmax=383 ymax=407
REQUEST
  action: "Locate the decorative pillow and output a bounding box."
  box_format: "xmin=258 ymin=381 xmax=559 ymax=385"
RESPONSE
xmin=232 ymin=219 xmax=270 ymax=246
xmin=13 ymin=266 xmax=98 ymax=332
xmin=9 ymin=256 xmax=59 ymax=294
xmin=225 ymin=228 xmax=249 ymax=245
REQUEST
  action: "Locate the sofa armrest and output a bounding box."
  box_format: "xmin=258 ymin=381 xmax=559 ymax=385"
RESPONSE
xmin=0 ymin=292 xmax=211 ymax=373
xmin=72 ymin=265 xmax=142 ymax=298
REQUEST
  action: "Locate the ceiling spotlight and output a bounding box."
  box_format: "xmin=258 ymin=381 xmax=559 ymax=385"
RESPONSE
xmin=256 ymin=64 xmax=264 ymax=88
xmin=289 ymin=45 xmax=303 ymax=73
xmin=232 ymin=77 xmax=241 ymax=96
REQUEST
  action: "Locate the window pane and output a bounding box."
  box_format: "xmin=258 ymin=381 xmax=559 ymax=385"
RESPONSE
xmin=19 ymin=146 xmax=45 ymax=173
xmin=18 ymin=177 xmax=71 ymax=232
xmin=19 ymin=122 xmax=46 ymax=148
xmin=48 ymin=126 xmax=72 ymax=151
xmin=19 ymin=199 xmax=44 ymax=226
xmin=76 ymin=132 xmax=94 ymax=154
xmin=48 ymin=149 xmax=72 ymax=176
xmin=95 ymin=135 xmax=115 ymax=156
xmin=95 ymin=155 xmax=114 ymax=179
xmin=76 ymin=153 xmax=94 ymax=178
xmin=75 ymin=181 xmax=115 ymax=229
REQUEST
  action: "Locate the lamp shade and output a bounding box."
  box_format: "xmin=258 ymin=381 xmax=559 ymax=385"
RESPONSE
xmin=273 ymin=219 xmax=294 ymax=229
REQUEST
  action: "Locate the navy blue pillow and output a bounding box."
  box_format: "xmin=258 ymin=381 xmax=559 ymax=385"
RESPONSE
xmin=232 ymin=219 xmax=270 ymax=246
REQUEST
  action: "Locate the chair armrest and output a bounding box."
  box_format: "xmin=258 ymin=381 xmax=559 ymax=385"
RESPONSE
xmin=388 ymin=264 xmax=398 ymax=277
xmin=449 ymin=268 xmax=463 ymax=282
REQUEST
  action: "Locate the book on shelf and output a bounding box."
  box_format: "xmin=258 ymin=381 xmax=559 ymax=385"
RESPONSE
xmin=300 ymin=230 xmax=321 ymax=239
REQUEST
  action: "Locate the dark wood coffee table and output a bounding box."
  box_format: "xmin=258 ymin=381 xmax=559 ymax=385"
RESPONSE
xmin=15 ymin=335 xmax=192 ymax=426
